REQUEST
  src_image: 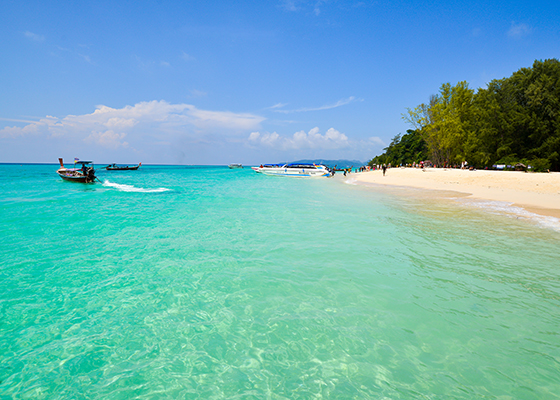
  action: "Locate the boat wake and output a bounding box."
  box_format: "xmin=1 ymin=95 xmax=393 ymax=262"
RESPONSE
xmin=102 ymin=180 xmax=170 ymax=193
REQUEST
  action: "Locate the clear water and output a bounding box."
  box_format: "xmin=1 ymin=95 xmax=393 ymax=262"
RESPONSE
xmin=1 ymin=164 xmax=559 ymax=399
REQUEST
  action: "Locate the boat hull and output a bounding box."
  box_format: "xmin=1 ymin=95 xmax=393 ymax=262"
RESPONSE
xmin=106 ymin=163 xmax=141 ymax=170
xmin=254 ymin=164 xmax=331 ymax=177
xmin=106 ymin=166 xmax=139 ymax=170
xmin=57 ymin=171 xmax=96 ymax=183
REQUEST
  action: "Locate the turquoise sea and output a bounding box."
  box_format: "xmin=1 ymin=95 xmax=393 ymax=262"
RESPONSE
xmin=1 ymin=164 xmax=559 ymax=399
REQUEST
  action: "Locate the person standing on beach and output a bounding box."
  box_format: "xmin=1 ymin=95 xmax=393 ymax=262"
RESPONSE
xmin=382 ymin=164 xmax=387 ymax=176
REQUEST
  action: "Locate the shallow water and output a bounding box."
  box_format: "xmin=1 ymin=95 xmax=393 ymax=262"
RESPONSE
xmin=1 ymin=164 xmax=559 ymax=399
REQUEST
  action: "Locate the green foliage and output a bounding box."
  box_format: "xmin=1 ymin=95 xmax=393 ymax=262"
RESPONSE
xmin=528 ymin=158 xmax=551 ymax=172
xmin=392 ymin=59 xmax=560 ymax=171
xmin=495 ymin=156 xmax=551 ymax=172
xmin=368 ymin=130 xmax=428 ymax=167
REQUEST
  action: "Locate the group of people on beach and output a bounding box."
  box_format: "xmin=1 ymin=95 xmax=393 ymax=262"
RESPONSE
xmin=371 ymin=164 xmax=390 ymax=175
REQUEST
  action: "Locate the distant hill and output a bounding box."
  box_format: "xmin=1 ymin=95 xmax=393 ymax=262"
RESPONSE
xmin=293 ymin=159 xmax=365 ymax=169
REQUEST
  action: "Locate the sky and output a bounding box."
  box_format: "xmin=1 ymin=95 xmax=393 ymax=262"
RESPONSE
xmin=1 ymin=0 xmax=559 ymax=165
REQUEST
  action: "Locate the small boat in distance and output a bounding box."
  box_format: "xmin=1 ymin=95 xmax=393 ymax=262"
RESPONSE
xmin=228 ymin=163 xmax=243 ymax=169
xmin=57 ymin=158 xmax=97 ymax=183
xmin=252 ymin=163 xmax=332 ymax=177
xmin=106 ymin=163 xmax=141 ymax=171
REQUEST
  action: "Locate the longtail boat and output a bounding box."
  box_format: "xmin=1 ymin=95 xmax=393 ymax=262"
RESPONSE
xmin=106 ymin=163 xmax=141 ymax=171
xmin=57 ymin=158 xmax=97 ymax=183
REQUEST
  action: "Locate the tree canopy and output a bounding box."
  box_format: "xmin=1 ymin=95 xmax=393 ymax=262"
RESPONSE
xmin=373 ymin=59 xmax=560 ymax=171
xmin=369 ymin=129 xmax=427 ymax=167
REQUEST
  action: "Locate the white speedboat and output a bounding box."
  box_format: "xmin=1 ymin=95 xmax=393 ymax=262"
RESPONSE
xmin=228 ymin=163 xmax=243 ymax=169
xmin=252 ymin=163 xmax=332 ymax=177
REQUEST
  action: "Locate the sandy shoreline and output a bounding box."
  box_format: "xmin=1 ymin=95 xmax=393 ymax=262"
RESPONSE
xmin=347 ymin=168 xmax=560 ymax=219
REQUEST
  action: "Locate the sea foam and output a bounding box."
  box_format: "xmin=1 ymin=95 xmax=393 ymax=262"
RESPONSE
xmin=457 ymin=199 xmax=560 ymax=232
xmin=102 ymin=180 xmax=170 ymax=193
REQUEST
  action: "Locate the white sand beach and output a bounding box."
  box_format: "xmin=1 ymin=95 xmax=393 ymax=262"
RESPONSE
xmin=348 ymin=167 xmax=560 ymax=219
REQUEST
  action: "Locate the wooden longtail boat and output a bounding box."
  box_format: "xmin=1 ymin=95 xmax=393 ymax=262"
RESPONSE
xmin=105 ymin=163 xmax=141 ymax=171
xmin=57 ymin=158 xmax=97 ymax=183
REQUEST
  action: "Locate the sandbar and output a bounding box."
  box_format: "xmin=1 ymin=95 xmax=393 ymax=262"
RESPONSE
xmin=347 ymin=168 xmax=560 ymax=219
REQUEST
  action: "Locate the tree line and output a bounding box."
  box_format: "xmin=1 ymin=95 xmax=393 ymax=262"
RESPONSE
xmin=369 ymin=59 xmax=560 ymax=172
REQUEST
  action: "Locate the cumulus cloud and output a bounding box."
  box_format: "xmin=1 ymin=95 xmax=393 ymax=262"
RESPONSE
xmin=85 ymin=130 xmax=129 ymax=149
xmin=248 ymin=127 xmax=349 ymax=150
xmin=249 ymin=131 xmax=281 ymax=147
xmin=0 ymin=100 xmax=265 ymax=149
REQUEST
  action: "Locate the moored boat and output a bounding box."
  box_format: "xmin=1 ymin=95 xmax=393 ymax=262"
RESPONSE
xmin=57 ymin=158 xmax=97 ymax=183
xmin=106 ymin=163 xmax=141 ymax=171
xmin=253 ymin=163 xmax=332 ymax=177
xmin=228 ymin=163 xmax=243 ymax=169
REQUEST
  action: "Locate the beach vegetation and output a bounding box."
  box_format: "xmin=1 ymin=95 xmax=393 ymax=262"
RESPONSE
xmin=393 ymin=59 xmax=560 ymax=171
xmin=368 ymin=129 xmax=428 ymax=167
xmin=526 ymin=158 xmax=551 ymax=172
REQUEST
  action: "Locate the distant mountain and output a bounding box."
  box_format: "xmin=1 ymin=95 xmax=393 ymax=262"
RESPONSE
xmin=292 ymin=159 xmax=365 ymax=169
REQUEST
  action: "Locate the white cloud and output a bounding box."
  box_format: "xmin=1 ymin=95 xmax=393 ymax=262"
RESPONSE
xmin=24 ymin=31 xmax=45 ymax=42
xmin=367 ymin=136 xmax=384 ymax=146
xmin=104 ymin=117 xmax=138 ymax=130
xmin=280 ymin=0 xmax=299 ymax=12
xmin=249 ymin=131 xmax=281 ymax=147
xmin=78 ymin=54 xmax=92 ymax=64
xmin=85 ymin=130 xmax=129 ymax=149
xmin=248 ymin=127 xmax=348 ymax=150
xmin=189 ymin=89 xmax=207 ymax=98
xmin=273 ymin=96 xmax=360 ymax=113
xmin=181 ymin=51 xmax=195 ymax=61
xmin=279 ymin=0 xmax=328 ymax=15
xmin=0 ymin=100 xmax=265 ymax=148
xmin=508 ymin=22 xmax=531 ymax=38
xmin=0 ymin=124 xmax=40 ymax=138
xmin=314 ymin=0 xmax=325 ymax=16
xmin=267 ymin=102 xmax=289 ymax=110
xmin=0 ymin=117 xmax=41 ymax=124
xmin=249 ymin=131 xmax=261 ymax=141
xmin=188 ymin=108 xmax=265 ymax=130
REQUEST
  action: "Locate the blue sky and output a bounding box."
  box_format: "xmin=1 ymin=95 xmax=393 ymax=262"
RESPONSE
xmin=1 ymin=0 xmax=559 ymax=165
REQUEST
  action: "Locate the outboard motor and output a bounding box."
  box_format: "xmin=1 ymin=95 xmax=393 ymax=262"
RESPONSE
xmin=87 ymin=167 xmax=96 ymax=182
